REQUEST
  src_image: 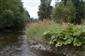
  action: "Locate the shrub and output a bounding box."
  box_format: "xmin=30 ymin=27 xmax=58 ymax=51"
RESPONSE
xmin=44 ymin=24 xmax=85 ymax=47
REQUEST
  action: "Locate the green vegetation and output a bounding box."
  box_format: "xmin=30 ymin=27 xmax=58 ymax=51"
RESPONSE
xmin=26 ymin=20 xmax=85 ymax=47
xmin=51 ymin=0 xmax=76 ymax=23
xmin=25 ymin=0 xmax=85 ymax=50
xmin=51 ymin=0 xmax=85 ymax=24
xmin=38 ymin=0 xmax=52 ymax=20
xmin=18 ymin=0 xmax=85 ymax=54
xmin=0 ymin=0 xmax=29 ymax=32
xmin=44 ymin=24 xmax=85 ymax=47
xmin=71 ymin=0 xmax=85 ymax=24
xmin=0 ymin=0 xmax=85 ymax=52
xmin=37 ymin=0 xmax=85 ymax=24
xmin=0 ymin=0 xmax=84 ymax=55
xmin=25 ymin=20 xmax=62 ymax=41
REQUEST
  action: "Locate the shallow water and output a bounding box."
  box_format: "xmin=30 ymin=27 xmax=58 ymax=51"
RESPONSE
xmin=0 ymin=33 xmax=57 ymax=56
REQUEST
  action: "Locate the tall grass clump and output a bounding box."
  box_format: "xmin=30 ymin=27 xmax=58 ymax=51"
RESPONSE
xmin=25 ymin=20 xmax=65 ymax=41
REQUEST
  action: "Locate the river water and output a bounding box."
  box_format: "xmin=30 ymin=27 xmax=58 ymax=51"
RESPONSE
xmin=0 ymin=33 xmax=57 ymax=56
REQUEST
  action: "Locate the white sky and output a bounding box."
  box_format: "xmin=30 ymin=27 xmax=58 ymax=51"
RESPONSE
xmin=22 ymin=0 xmax=56 ymax=18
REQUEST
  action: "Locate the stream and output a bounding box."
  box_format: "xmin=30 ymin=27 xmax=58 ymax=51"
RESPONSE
xmin=0 ymin=33 xmax=57 ymax=56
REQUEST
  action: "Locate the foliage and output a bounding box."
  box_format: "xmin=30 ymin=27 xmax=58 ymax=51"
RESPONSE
xmin=51 ymin=0 xmax=76 ymax=23
xmin=38 ymin=0 xmax=52 ymax=20
xmin=44 ymin=24 xmax=85 ymax=47
xmin=52 ymin=0 xmax=85 ymax=24
xmin=59 ymin=0 xmax=85 ymax=24
xmin=0 ymin=0 xmax=29 ymax=32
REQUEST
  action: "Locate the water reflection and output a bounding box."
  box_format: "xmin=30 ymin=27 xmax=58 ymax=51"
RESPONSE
xmin=0 ymin=32 xmax=20 ymax=48
xmin=0 ymin=33 xmax=57 ymax=56
xmin=0 ymin=33 xmax=21 ymax=56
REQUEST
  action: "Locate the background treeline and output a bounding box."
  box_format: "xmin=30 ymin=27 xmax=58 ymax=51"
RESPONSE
xmin=0 ymin=0 xmax=30 ymax=32
xmin=0 ymin=0 xmax=85 ymax=31
xmin=38 ymin=0 xmax=85 ymax=24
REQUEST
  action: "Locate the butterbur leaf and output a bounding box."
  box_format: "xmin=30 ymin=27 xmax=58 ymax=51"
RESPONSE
xmin=64 ymin=38 xmax=73 ymax=45
xmin=64 ymin=35 xmax=70 ymax=40
xmin=43 ymin=31 xmax=52 ymax=39
xmin=53 ymin=38 xmax=57 ymax=42
xmin=73 ymin=38 xmax=82 ymax=46
xmin=51 ymin=35 xmax=56 ymax=40
xmin=43 ymin=31 xmax=50 ymax=35
xmin=55 ymin=41 xmax=63 ymax=47
xmin=43 ymin=24 xmax=85 ymax=47
xmin=49 ymin=41 xmax=54 ymax=44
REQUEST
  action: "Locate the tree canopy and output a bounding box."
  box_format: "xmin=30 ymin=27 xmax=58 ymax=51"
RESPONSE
xmin=0 ymin=0 xmax=29 ymax=32
xmin=38 ymin=0 xmax=52 ymax=20
xmin=51 ymin=0 xmax=85 ymax=24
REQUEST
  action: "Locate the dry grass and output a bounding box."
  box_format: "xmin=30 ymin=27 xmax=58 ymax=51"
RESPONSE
xmin=25 ymin=19 xmax=69 ymax=41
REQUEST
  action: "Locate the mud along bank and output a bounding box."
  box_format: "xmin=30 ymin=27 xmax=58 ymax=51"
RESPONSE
xmin=27 ymin=36 xmax=85 ymax=56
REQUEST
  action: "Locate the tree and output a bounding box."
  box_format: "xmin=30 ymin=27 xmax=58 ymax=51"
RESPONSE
xmin=63 ymin=0 xmax=85 ymax=24
xmin=51 ymin=0 xmax=76 ymax=23
xmin=38 ymin=0 xmax=52 ymax=20
xmin=62 ymin=0 xmax=67 ymax=5
xmin=24 ymin=10 xmax=30 ymax=22
xmin=0 ymin=0 xmax=28 ymax=32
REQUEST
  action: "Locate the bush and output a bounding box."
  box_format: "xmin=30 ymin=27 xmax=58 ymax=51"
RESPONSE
xmin=44 ymin=24 xmax=85 ymax=47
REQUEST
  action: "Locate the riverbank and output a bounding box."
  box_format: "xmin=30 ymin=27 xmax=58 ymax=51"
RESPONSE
xmin=25 ymin=34 xmax=85 ymax=56
xmin=25 ymin=20 xmax=85 ymax=56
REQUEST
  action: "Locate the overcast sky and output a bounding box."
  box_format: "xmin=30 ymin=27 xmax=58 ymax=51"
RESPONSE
xmin=22 ymin=0 xmax=56 ymax=18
